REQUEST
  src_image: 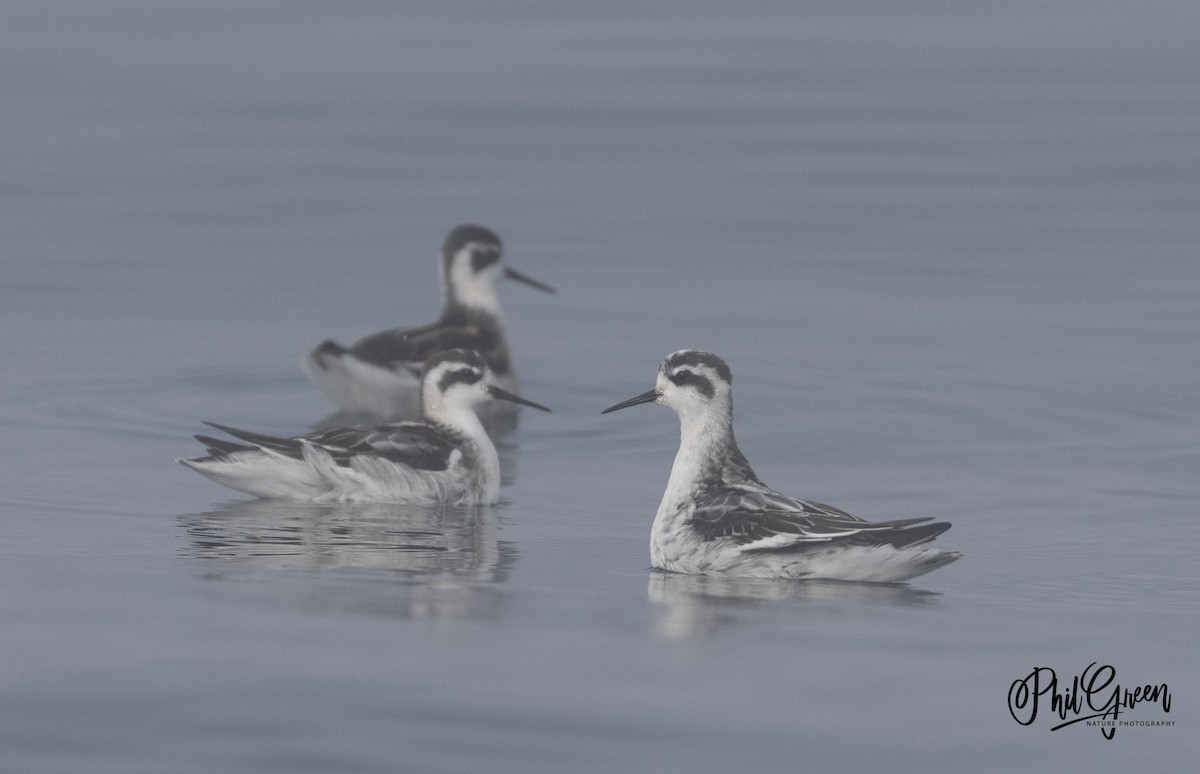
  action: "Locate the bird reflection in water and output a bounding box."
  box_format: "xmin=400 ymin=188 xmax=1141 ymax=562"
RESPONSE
xmin=648 ymin=572 xmax=941 ymax=638
xmin=179 ymin=499 xmax=516 ymax=620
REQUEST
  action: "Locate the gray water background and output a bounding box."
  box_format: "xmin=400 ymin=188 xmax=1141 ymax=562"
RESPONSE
xmin=2 ymin=1 xmax=1198 ymax=771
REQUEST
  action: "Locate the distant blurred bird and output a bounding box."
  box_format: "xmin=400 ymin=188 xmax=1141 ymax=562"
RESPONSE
xmin=305 ymin=224 xmax=553 ymax=419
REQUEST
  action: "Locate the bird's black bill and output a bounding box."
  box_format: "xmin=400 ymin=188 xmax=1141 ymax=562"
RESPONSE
xmin=487 ymin=385 xmax=552 ymax=412
xmin=504 ymin=266 xmax=556 ymax=294
xmin=600 ymin=389 xmax=658 ymax=414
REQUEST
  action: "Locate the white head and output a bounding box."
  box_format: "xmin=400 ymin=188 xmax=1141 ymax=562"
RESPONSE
xmin=440 ymin=224 xmax=555 ymax=312
xmin=421 ymin=348 xmax=551 ymax=424
xmin=601 ymin=350 xmax=734 ymax=428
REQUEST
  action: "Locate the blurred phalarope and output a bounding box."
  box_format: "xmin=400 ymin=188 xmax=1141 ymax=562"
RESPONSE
xmin=305 ymin=224 xmax=554 ymax=419
xmin=183 ymin=349 xmax=550 ymax=504
xmin=602 ymin=350 xmax=959 ymax=582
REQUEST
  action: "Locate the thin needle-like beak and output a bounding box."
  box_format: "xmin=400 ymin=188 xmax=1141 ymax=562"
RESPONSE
xmin=600 ymin=389 xmax=659 ymax=414
xmin=487 ymin=385 xmax=552 ymax=412
xmin=504 ymin=266 xmax=556 ymax=294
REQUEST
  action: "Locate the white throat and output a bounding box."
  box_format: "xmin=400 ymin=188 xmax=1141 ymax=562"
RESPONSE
xmin=445 ymin=251 xmax=503 ymax=315
xmin=658 ymin=400 xmax=734 ymax=516
xmin=424 ymin=395 xmax=500 ymax=493
xmin=449 ymin=277 xmax=501 ymax=315
xmin=424 ymin=392 xmax=487 ymax=441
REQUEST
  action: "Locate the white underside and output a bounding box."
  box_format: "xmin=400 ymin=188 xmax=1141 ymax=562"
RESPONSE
xmin=651 ymin=537 xmax=958 ymax=583
xmin=305 ymin=350 xmax=519 ymax=422
xmin=181 ymin=442 xmax=495 ymax=505
xmin=305 ymin=351 xmax=422 ymax=417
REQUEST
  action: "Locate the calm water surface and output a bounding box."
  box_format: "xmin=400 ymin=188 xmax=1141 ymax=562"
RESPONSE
xmin=2 ymin=1 xmax=1198 ymax=771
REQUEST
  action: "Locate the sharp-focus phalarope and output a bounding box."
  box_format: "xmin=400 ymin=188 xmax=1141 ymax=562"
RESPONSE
xmin=305 ymin=224 xmax=554 ymax=419
xmin=183 ymin=349 xmax=550 ymax=504
xmin=602 ymin=350 xmax=959 ymax=582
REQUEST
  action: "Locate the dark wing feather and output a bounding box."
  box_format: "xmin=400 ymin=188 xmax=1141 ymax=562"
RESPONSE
xmin=201 ymin=420 xmax=460 ymax=471
xmin=689 ymin=486 xmax=940 ymax=550
xmin=349 ymin=321 xmax=498 ymax=370
xmin=202 ymin=422 xmax=306 ymax=458
xmin=193 ymin=433 xmax=256 ymax=457
xmin=308 ymin=422 xmax=459 ymax=471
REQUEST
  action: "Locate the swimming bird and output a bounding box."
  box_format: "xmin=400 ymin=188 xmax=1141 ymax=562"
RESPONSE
xmin=305 ymin=224 xmax=554 ymax=419
xmin=601 ymin=351 xmax=959 ymax=582
xmin=183 ymin=349 xmax=550 ymax=504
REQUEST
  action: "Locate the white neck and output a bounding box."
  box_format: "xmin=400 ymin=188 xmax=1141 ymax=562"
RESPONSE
xmin=648 ymin=402 xmax=732 ymax=570
xmin=444 ymin=255 xmax=503 ymax=315
xmin=449 ymin=279 xmax=501 ymax=315
xmin=424 ymin=398 xmax=500 ymax=497
xmin=657 ymin=402 xmax=734 ymax=517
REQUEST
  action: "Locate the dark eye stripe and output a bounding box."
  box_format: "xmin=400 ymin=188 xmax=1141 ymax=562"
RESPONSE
xmin=665 ymin=351 xmax=732 ymax=385
xmin=470 ymin=246 xmax=502 ymax=273
xmin=437 ymin=367 xmax=483 ymax=392
xmin=668 ymin=369 xmax=714 ymax=399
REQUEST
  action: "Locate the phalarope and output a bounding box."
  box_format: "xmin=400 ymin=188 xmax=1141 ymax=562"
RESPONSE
xmin=183 ymin=349 xmax=550 ymax=504
xmin=305 ymin=224 xmax=554 ymax=419
xmin=602 ymin=350 xmax=959 ymax=582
